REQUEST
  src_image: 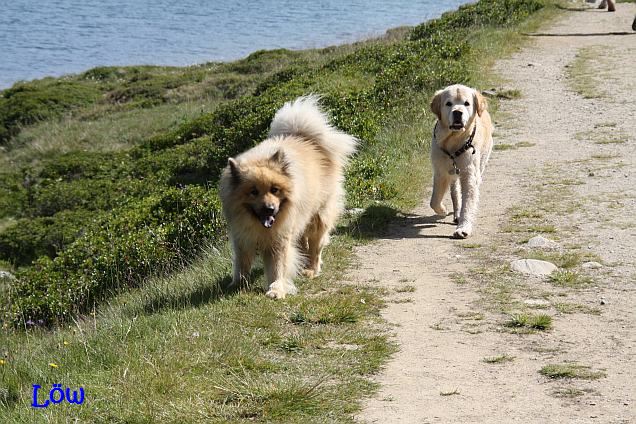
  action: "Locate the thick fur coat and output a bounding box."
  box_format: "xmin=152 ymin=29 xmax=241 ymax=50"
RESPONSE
xmin=429 ymin=84 xmax=493 ymax=238
xmin=219 ymin=96 xmax=357 ymax=298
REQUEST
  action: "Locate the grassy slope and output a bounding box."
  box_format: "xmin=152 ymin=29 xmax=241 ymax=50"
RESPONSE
xmin=0 ymin=1 xmax=561 ymax=421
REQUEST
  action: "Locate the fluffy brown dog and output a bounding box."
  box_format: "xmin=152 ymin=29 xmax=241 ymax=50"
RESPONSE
xmin=219 ymin=96 xmax=358 ymax=299
xmin=430 ymin=84 xmax=493 ymax=238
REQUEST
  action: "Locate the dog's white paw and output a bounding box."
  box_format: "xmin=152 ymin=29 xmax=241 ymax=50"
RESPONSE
xmin=266 ymin=288 xmax=286 ymax=299
xmin=453 ymin=224 xmax=472 ymax=239
xmin=266 ymin=280 xmax=298 ymax=299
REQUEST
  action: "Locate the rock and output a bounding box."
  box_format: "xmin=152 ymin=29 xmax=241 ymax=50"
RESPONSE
xmin=526 ymin=235 xmax=558 ymax=249
xmin=582 ymin=261 xmax=603 ymax=269
xmin=511 ymin=259 xmax=557 ymax=276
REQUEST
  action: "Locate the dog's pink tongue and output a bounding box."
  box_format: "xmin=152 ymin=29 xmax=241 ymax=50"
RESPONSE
xmin=262 ymin=216 xmax=276 ymax=228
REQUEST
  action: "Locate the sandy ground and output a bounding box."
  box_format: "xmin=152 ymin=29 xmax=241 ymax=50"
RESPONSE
xmin=356 ymin=4 xmax=636 ymax=423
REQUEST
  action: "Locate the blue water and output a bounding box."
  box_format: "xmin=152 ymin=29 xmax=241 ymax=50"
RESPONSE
xmin=0 ymin=0 xmax=472 ymax=89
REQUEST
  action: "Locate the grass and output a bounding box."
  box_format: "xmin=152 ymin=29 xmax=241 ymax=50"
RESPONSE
xmin=553 ymin=302 xmax=601 ymax=315
xmin=551 ymin=387 xmax=589 ymax=398
xmin=0 ymin=0 xmax=563 ymax=421
xmin=492 ymin=88 xmax=522 ymax=99
xmin=539 ymin=363 xmax=606 ymax=380
xmin=576 ymin=128 xmax=630 ymax=145
xmin=483 ymin=354 xmax=515 ymax=364
xmin=0 ymin=243 xmax=396 ymax=421
xmin=493 ymin=141 xmax=536 ymax=151
xmin=549 ymin=269 xmax=593 ymax=287
xmin=395 ymin=285 xmax=416 ymax=293
xmin=8 ymin=100 xmax=218 ymax=163
xmin=566 ymin=45 xmax=608 ymax=99
xmin=493 ymin=143 xmax=516 ymax=151
xmin=504 ymin=313 xmax=553 ymax=332
xmin=450 ymin=272 xmax=468 ymax=285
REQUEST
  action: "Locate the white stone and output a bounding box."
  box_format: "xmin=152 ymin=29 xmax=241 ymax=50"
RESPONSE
xmin=511 ymin=259 xmax=557 ymax=276
xmin=526 ymin=235 xmax=558 ymax=249
xmin=582 ymin=261 xmax=603 ymax=269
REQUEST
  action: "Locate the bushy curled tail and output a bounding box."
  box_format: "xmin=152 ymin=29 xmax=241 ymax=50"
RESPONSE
xmin=268 ymin=95 xmax=358 ymax=166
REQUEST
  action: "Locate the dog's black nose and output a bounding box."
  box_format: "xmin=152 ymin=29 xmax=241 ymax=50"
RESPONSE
xmin=264 ymin=206 xmax=276 ymax=215
xmin=452 ymin=110 xmax=463 ymax=121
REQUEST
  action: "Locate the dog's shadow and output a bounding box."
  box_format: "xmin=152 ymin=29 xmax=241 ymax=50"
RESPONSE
xmin=339 ymin=205 xmax=457 ymax=241
xmin=385 ymin=212 xmax=458 ymax=240
xmin=139 ymin=268 xmax=266 ymax=315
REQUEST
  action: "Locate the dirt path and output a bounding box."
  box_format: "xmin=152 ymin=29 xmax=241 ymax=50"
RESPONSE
xmin=356 ymin=5 xmax=636 ymax=423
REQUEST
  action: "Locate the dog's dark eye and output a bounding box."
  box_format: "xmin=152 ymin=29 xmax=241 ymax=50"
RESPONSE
xmin=464 ymin=101 xmax=470 ymax=107
xmin=250 ymin=188 xmax=259 ymax=196
xmin=270 ymin=187 xmax=279 ymax=194
xmin=445 ymin=101 xmax=452 ymax=107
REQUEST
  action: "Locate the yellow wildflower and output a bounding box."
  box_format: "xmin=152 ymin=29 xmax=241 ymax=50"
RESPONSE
xmin=0 ymin=359 xmax=6 ymax=366
xmin=49 ymin=362 xmax=59 ymax=368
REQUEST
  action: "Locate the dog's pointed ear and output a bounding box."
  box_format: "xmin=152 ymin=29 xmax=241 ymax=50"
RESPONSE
xmin=430 ymin=90 xmax=444 ymax=120
xmin=228 ymin=158 xmax=241 ymax=180
xmin=270 ymin=150 xmax=290 ymax=174
xmin=474 ymin=90 xmax=488 ymax=117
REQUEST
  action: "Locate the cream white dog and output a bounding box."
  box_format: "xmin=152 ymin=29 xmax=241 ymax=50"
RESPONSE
xmin=429 ymin=84 xmax=493 ymax=238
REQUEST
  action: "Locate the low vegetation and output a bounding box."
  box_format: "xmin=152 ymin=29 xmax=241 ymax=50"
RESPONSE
xmin=504 ymin=313 xmax=553 ymax=332
xmin=540 ymin=363 xmax=606 ymax=380
xmin=483 ymin=354 xmax=515 ymax=364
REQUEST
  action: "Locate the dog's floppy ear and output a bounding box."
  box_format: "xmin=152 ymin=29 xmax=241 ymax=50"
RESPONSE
xmin=270 ymin=150 xmax=290 ymax=174
xmin=474 ymin=90 xmax=488 ymax=117
xmin=430 ymin=90 xmax=444 ymax=120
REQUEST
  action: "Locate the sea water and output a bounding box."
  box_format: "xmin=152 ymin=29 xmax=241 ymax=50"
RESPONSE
xmin=0 ymin=0 xmax=472 ymax=88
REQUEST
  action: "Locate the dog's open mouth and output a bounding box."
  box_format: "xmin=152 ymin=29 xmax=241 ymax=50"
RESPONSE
xmin=261 ymin=215 xmax=276 ymax=228
xmin=450 ymin=122 xmax=464 ymax=131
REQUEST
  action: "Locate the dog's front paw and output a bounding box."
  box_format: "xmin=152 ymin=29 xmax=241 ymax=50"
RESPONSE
xmin=453 ymin=224 xmax=472 ymax=239
xmin=431 ymin=204 xmax=447 ymax=217
xmin=266 ymin=288 xmax=287 ymax=299
xmin=302 ymin=269 xmax=317 ymax=278
xmin=266 ymin=280 xmax=298 ymax=299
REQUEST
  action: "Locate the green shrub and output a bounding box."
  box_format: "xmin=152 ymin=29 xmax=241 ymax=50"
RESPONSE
xmin=36 ymin=151 xmax=130 ymax=181
xmin=0 ymin=172 xmax=25 ymax=218
xmin=410 ymin=0 xmax=545 ymax=41
xmin=0 ymin=210 xmax=96 ymax=266
xmin=28 ymin=178 xmax=152 ymax=217
xmin=346 ymin=154 xmax=398 ymax=206
xmin=227 ymin=49 xmax=303 ymax=74
xmin=0 ymin=81 xmax=101 ymax=143
xmin=8 ymin=186 xmax=224 ymax=324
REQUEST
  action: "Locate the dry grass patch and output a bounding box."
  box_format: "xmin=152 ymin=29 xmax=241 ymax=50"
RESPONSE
xmin=540 ymin=363 xmax=606 ymax=380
